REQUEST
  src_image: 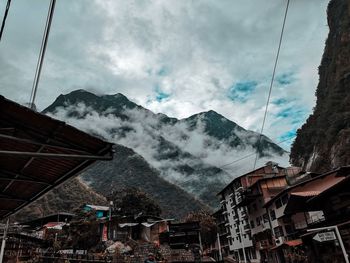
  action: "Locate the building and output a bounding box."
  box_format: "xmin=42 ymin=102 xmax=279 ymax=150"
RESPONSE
xmin=217 ymin=162 xmax=294 ymax=262
xmin=83 ymin=204 xmax=110 ymax=219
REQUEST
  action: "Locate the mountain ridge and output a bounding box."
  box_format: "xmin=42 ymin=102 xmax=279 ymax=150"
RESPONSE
xmin=42 ymin=89 xmax=288 ymax=212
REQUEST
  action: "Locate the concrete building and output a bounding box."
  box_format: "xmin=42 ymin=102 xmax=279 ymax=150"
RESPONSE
xmin=218 ymin=162 xmax=290 ymax=262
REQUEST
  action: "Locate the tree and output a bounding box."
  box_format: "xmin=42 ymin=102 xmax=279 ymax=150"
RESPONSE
xmin=184 ymin=210 xmax=218 ymax=248
xmin=109 ymin=187 xmax=162 ymax=217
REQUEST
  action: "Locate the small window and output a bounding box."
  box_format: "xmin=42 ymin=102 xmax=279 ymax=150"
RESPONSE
xmin=270 ymin=210 xmax=276 ymax=221
xmin=263 ymin=213 xmax=269 ymax=223
xmin=274 ymin=226 xmax=284 ymax=237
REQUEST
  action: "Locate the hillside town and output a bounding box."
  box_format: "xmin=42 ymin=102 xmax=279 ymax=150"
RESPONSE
xmin=1 ymin=0 xmax=350 ymax=262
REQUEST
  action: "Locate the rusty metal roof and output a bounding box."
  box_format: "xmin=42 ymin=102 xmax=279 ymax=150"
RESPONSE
xmin=0 ymin=95 xmax=114 ymax=220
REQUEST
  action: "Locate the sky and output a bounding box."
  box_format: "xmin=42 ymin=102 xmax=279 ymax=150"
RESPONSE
xmin=0 ymin=0 xmax=330 ymax=150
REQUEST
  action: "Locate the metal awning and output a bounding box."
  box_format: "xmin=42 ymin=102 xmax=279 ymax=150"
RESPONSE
xmin=0 ymin=95 xmax=114 ymax=219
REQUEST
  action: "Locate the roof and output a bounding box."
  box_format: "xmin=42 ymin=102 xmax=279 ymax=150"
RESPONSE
xmin=264 ymin=166 xmax=350 ymax=208
xmin=217 ymin=164 xmax=286 ymax=195
xmin=85 ymin=204 xmax=109 ymax=211
xmin=284 ymin=239 xmax=303 ymax=247
xmin=0 ymin=95 xmax=114 ymax=219
xmin=19 ymin=212 xmax=75 ymax=228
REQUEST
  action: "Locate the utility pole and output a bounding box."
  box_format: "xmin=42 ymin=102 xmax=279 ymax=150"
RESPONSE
xmin=109 ymin=201 xmax=113 ymax=240
xmin=0 ymin=218 xmax=10 ymax=263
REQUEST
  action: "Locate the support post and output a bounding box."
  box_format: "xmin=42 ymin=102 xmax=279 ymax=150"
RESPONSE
xmin=0 ymin=218 xmax=9 ymax=263
xmin=335 ymin=226 xmax=349 ymax=263
xmin=217 ymin=232 xmax=223 ymax=261
xmin=239 ymin=223 xmax=247 ymax=263
xmin=198 ymin=231 xmax=203 ymax=252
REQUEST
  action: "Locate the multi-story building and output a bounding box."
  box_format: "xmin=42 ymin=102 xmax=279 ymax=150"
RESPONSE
xmin=217 ymin=162 xmax=291 ymax=262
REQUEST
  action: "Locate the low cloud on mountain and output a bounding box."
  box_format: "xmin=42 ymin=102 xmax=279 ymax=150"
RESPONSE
xmin=47 ymin=97 xmax=289 ymax=193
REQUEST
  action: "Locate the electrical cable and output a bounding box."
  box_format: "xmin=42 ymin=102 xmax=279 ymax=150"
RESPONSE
xmin=0 ymin=0 xmax=12 ymax=42
xmin=29 ymin=0 xmax=56 ymax=110
xmin=252 ymin=0 xmax=291 ymax=170
xmin=178 ymin=135 xmax=296 ymax=186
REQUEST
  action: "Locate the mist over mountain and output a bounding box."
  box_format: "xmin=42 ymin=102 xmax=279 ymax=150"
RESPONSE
xmin=44 ymin=89 xmax=288 ymax=210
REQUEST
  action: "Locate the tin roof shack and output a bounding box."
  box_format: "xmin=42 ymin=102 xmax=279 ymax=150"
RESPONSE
xmin=107 ymin=215 xmax=172 ymax=243
xmin=83 ymin=204 xmax=109 ymax=219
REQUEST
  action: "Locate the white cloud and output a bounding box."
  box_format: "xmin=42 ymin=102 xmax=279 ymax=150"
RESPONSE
xmin=47 ymin=103 xmax=290 ymax=198
xmin=0 ymin=0 xmax=330 ymax=150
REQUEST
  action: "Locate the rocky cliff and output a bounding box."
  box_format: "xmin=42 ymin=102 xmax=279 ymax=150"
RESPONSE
xmin=290 ymin=0 xmax=350 ymax=172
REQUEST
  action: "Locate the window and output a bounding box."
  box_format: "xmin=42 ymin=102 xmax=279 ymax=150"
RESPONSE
xmin=256 ymin=216 xmax=261 ymax=226
xmin=274 ymin=226 xmax=284 ymax=238
xmin=250 ymin=220 xmax=255 ymax=228
xmin=263 ymin=213 xmax=269 ymax=223
xmin=270 ymin=210 xmax=276 ymax=221
xmin=276 ymin=198 xmax=282 ymax=208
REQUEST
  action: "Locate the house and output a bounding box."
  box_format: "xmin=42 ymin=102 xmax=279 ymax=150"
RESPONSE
xmin=83 ymin=204 xmax=110 ymax=219
xmin=270 ymin=166 xmax=350 ymax=263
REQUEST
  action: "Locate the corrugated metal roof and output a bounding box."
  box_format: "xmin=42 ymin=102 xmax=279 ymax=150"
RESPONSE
xmin=291 ymin=191 xmax=321 ymax=197
xmin=0 ymin=95 xmax=114 ymax=219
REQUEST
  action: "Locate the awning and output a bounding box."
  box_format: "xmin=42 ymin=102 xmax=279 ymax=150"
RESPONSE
xmin=284 ymin=239 xmax=303 ymax=247
xmin=0 ymin=96 xmax=114 ymax=219
xmin=270 ymin=239 xmax=303 ymax=250
xmin=118 ymin=223 xmax=139 ymax=228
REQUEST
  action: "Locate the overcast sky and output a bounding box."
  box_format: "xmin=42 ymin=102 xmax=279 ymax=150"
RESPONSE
xmin=0 ymin=0 xmax=329 ymax=149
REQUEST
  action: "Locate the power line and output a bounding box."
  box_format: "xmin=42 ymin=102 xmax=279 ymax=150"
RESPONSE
xmin=29 ymin=0 xmax=56 ymax=110
xmin=253 ymin=0 xmax=291 ymax=170
xmin=178 ymin=135 xmax=296 ymax=186
xmin=0 ymin=0 xmax=12 ymax=42
xmin=220 ymin=136 xmax=295 ymax=170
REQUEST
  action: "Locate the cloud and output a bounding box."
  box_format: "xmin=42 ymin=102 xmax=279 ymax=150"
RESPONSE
xmin=47 ymin=102 xmax=290 ymax=197
xmin=0 ymin=0 xmax=330 ymax=151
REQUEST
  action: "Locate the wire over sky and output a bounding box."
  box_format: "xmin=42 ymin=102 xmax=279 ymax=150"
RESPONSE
xmin=252 ymin=0 xmax=291 ymax=170
xmin=0 ymin=0 xmax=12 ymax=42
xmin=29 ymin=0 xmax=56 ymax=110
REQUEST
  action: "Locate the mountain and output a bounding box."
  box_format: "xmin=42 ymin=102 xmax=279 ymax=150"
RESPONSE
xmin=82 ymin=144 xmax=207 ymax=218
xmin=43 ymin=89 xmax=288 ymax=213
xmin=14 ymin=178 xmax=107 ymax=222
xmin=290 ymin=0 xmax=350 ymax=173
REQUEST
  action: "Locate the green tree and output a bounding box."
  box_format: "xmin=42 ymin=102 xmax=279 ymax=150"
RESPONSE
xmin=109 ymin=187 xmax=162 ymax=217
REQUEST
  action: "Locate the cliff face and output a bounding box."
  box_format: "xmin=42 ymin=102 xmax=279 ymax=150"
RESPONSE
xmin=290 ymin=0 xmax=350 ymax=172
